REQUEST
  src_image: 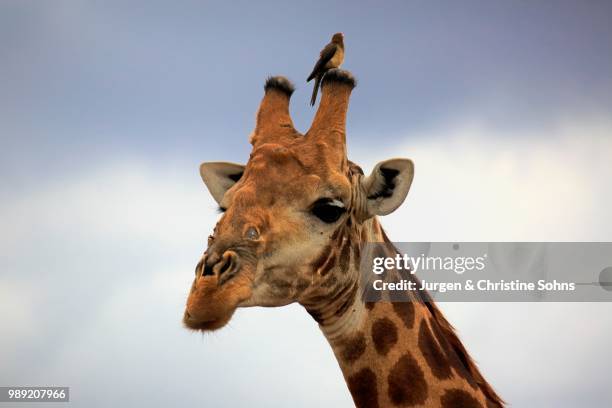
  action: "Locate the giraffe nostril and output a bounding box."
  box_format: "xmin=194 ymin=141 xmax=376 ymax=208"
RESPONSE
xmin=202 ymin=262 xmax=215 ymax=276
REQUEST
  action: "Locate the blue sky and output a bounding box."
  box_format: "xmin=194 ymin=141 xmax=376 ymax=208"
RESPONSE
xmin=2 ymin=1 xmax=612 ymax=407
xmin=2 ymin=1 xmax=612 ymax=181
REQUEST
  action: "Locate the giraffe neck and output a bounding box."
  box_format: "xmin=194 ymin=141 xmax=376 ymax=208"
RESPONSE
xmin=306 ymin=218 xmax=503 ymax=408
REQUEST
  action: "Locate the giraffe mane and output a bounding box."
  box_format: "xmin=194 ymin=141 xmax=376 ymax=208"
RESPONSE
xmin=379 ymin=228 xmax=505 ymax=407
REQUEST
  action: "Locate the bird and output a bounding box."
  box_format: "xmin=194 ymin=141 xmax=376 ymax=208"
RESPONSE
xmin=307 ymin=32 xmax=345 ymax=106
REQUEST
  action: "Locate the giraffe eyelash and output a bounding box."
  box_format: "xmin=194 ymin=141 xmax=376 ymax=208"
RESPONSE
xmin=312 ymin=197 xmax=345 ymax=208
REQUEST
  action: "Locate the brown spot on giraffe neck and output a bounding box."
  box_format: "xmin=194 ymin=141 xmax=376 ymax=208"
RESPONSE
xmin=387 ymin=352 xmax=428 ymax=406
xmin=440 ymin=389 xmax=484 ymax=408
xmin=392 ymin=301 xmax=415 ymax=330
xmin=339 ymin=332 xmax=367 ymax=364
xmin=347 ymin=368 xmax=379 ymax=408
xmin=371 ymin=318 xmax=398 ymax=356
xmin=418 ymin=319 xmax=452 ymax=380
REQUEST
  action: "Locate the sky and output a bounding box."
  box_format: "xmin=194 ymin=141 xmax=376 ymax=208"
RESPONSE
xmin=1 ymin=1 xmax=612 ymax=407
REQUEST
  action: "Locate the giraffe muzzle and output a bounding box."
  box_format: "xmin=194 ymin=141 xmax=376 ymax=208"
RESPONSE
xmin=184 ymin=249 xmax=253 ymax=331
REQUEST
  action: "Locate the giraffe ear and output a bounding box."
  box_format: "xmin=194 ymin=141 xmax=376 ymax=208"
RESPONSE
xmin=362 ymin=158 xmax=414 ymax=217
xmin=199 ymin=162 xmax=245 ymax=205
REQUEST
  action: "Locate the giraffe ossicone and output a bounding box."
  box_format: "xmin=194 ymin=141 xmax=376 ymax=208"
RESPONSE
xmin=183 ymin=69 xmax=504 ymax=407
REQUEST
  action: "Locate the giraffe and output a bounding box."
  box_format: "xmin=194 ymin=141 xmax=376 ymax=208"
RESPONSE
xmin=183 ymin=69 xmax=504 ymax=408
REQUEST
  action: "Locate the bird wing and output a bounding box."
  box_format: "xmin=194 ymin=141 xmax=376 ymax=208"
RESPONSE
xmin=307 ymin=43 xmax=337 ymax=81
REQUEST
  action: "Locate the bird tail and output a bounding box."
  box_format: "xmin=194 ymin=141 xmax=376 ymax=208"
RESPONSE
xmin=310 ymin=75 xmax=321 ymax=106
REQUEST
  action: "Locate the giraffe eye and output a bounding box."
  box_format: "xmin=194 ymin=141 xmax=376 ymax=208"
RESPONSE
xmin=311 ymin=198 xmax=346 ymax=223
xmin=245 ymin=227 xmax=259 ymax=240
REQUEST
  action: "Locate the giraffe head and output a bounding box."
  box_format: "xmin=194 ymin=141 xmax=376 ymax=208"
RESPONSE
xmin=183 ymin=70 xmax=414 ymax=331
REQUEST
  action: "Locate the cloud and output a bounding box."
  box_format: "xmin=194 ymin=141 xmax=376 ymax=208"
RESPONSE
xmin=1 ymin=118 xmax=611 ymax=406
xmin=353 ymin=117 xmax=612 ymax=241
